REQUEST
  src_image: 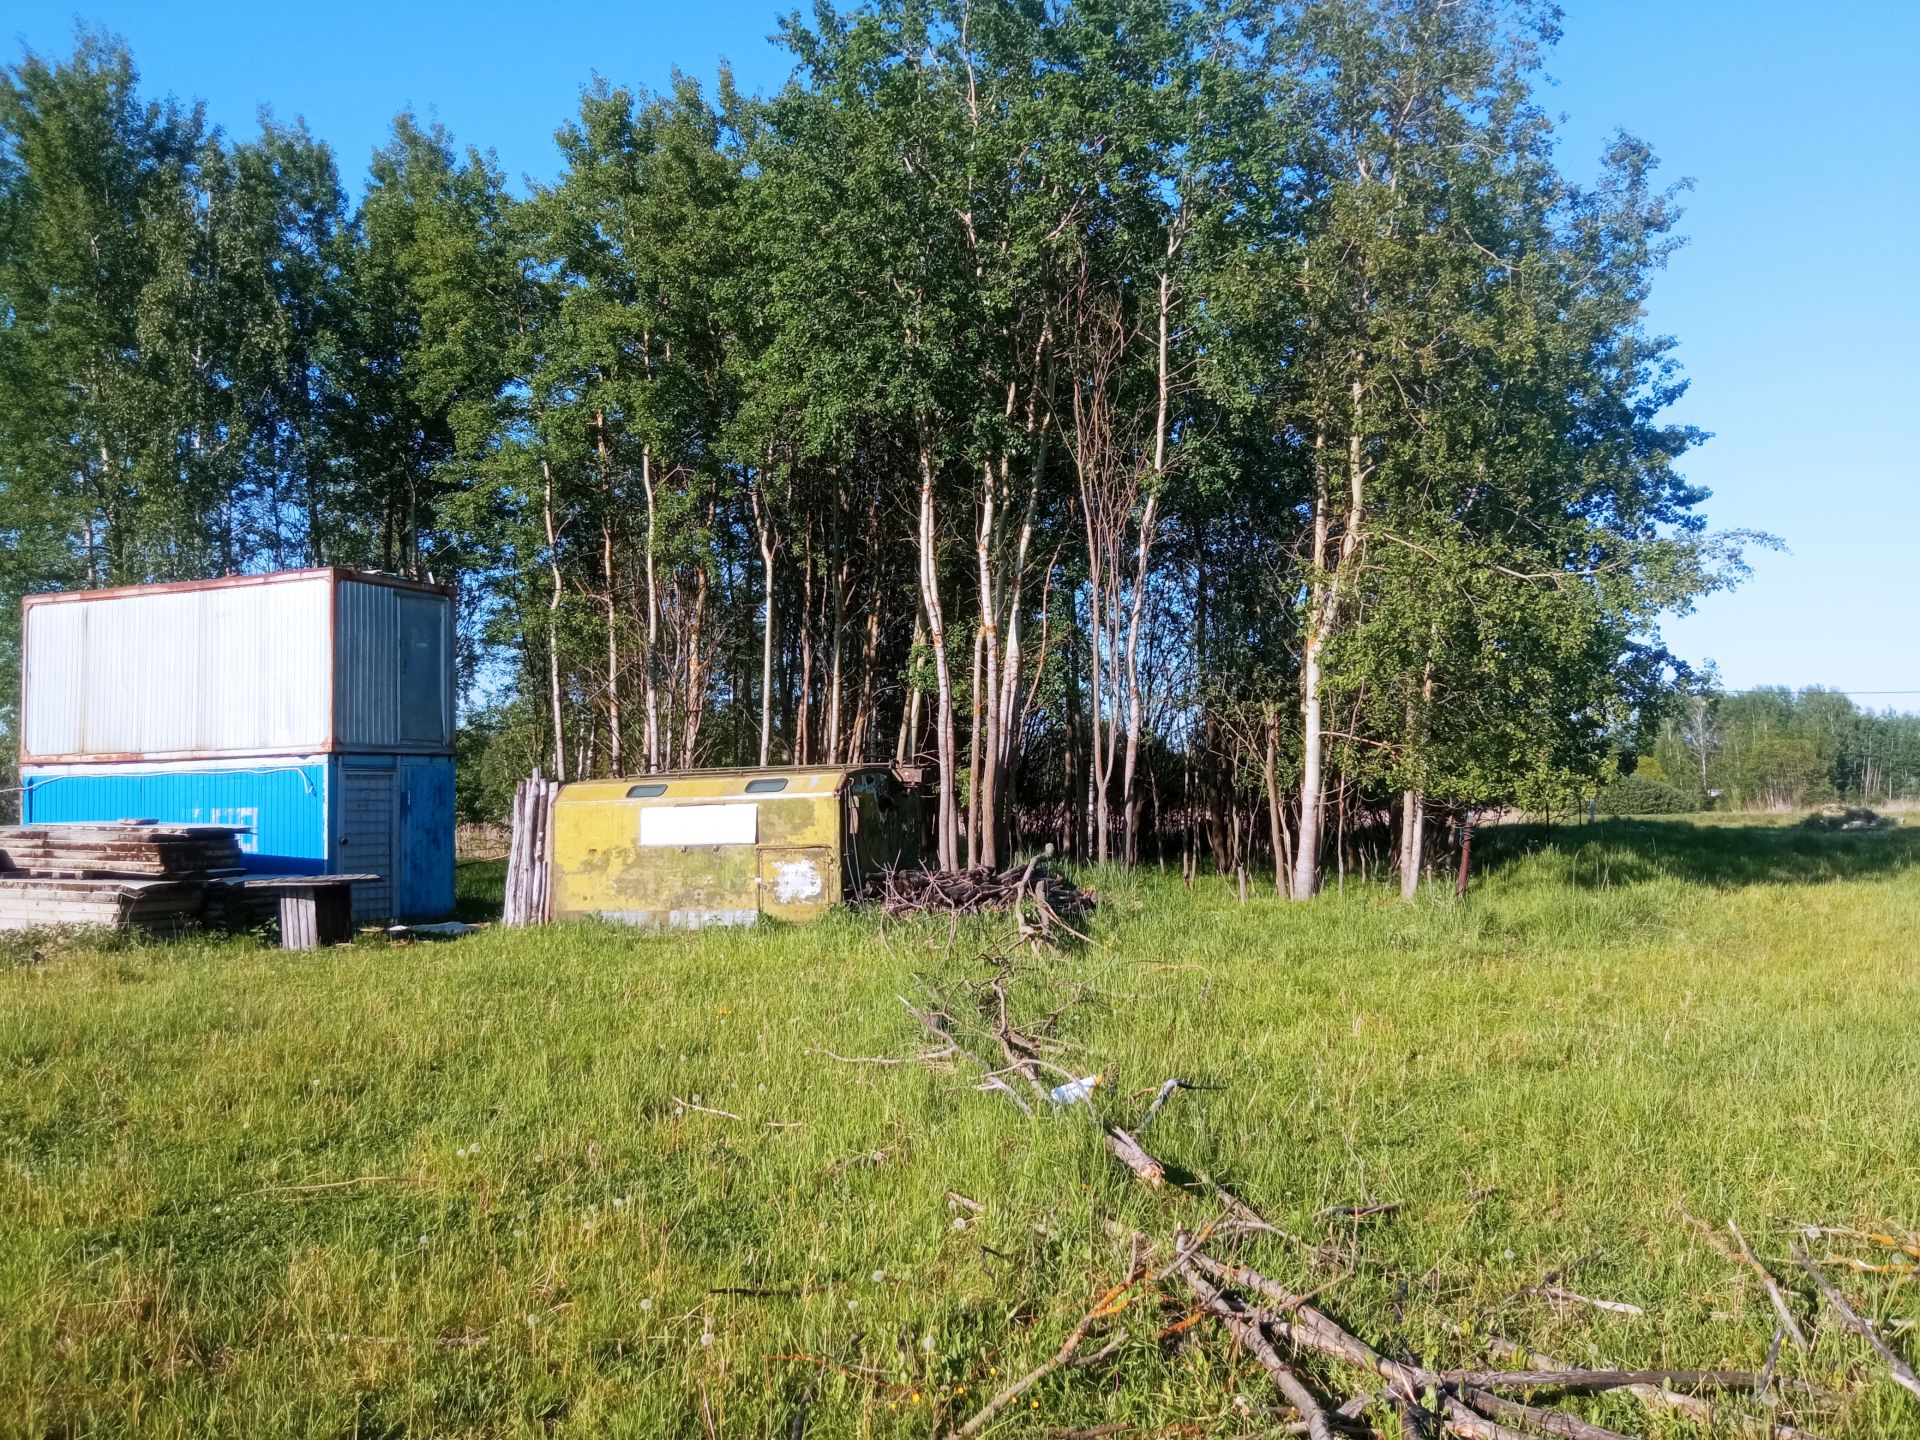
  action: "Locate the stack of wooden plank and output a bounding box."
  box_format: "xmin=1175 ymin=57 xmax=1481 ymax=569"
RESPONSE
xmin=0 ymin=824 xmax=245 ymax=877
xmin=0 ymin=876 xmax=205 ymax=931
xmin=0 ymin=823 xmax=251 ymax=933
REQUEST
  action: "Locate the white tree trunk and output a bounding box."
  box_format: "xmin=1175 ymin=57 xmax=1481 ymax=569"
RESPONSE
xmin=918 ymin=443 xmax=960 ymax=870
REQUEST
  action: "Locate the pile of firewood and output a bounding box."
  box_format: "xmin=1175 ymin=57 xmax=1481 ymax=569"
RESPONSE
xmin=863 ymin=850 xmax=1090 ymax=941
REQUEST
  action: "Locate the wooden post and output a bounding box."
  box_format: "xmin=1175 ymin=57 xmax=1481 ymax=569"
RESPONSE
xmin=504 ymin=772 xmax=556 ymax=927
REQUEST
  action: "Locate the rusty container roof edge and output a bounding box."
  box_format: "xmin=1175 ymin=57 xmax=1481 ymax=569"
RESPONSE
xmin=18 ymin=566 xmax=453 ymax=611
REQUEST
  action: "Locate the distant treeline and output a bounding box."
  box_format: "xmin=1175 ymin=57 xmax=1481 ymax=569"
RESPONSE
xmin=1635 ymin=688 xmax=1920 ymax=812
xmin=1 ymin=3 xmax=1762 ymax=889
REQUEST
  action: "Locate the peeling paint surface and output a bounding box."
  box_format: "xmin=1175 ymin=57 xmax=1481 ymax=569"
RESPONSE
xmin=772 ymin=858 xmax=823 ymax=904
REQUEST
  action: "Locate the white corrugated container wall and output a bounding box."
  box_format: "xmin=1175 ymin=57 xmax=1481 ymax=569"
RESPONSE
xmin=22 ymin=575 xmax=334 ymax=761
xmin=334 ymin=576 xmax=454 ymax=750
xmin=20 ymin=570 xmax=454 ymax=762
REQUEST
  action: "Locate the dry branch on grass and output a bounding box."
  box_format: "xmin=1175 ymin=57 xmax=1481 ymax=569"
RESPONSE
xmin=1682 ymin=1209 xmax=1810 ymax=1354
xmin=1464 ymin=1330 xmax=1829 ymax=1440
xmin=876 ymin=950 xmax=1850 ymax=1440
xmin=1790 ymin=1241 xmax=1920 ymax=1405
xmin=944 ymin=1275 xmax=1141 ymax=1439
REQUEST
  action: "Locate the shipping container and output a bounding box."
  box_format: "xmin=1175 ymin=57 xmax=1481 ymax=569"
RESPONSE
xmin=550 ymin=765 xmax=924 ymax=927
xmin=16 ymin=569 xmax=457 ymax=922
xmin=19 ymin=754 xmax=455 ymax=922
xmin=20 ymin=569 xmax=453 ymax=764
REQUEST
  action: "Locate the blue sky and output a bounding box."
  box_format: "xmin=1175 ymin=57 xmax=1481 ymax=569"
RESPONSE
xmin=9 ymin=0 xmax=1918 ymax=703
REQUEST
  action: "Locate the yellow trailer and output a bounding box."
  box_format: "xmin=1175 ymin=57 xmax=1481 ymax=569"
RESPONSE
xmin=549 ymin=765 xmax=925 ymax=927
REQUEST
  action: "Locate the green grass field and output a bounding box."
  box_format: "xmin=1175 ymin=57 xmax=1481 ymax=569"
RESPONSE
xmin=5 ymin=818 xmax=1920 ymax=1438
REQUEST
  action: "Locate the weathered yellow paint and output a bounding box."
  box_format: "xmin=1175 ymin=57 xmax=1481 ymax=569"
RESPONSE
xmin=551 ymin=765 xmax=924 ymax=927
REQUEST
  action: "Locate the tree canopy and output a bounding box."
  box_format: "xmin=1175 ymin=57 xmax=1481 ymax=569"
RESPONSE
xmin=0 ymin=2 xmax=1762 ymax=888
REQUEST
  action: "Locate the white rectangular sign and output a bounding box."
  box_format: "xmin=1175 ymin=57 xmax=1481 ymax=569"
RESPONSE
xmin=638 ymin=802 xmax=758 ymax=848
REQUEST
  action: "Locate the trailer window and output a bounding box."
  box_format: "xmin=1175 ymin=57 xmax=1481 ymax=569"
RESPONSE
xmin=627 ymin=782 xmax=668 ymax=798
xmin=744 ymin=777 xmax=788 ymax=794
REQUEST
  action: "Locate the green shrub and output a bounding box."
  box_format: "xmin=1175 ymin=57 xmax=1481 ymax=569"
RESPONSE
xmin=1595 ymin=772 xmax=1696 ymax=815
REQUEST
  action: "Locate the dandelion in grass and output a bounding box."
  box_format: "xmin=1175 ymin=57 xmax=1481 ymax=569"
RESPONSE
xmin=639 ymin=1298 xmax=653 ymax=1312
xmin=951 ymin=1218 xmax=967 ymax=1231
xmin=700 ymin=1330 xmax=714 ymax=1347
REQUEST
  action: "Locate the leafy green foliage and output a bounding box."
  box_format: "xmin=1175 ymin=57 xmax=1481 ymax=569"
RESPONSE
xmin=1594 ymin=771 xmax=1695 ymax=815
xmin=0 ymin=8 xmax=1758 ymax=866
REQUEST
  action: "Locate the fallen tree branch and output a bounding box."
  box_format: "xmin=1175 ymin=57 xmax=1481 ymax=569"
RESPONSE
xmin=1791 ymin=1241 xmax=1920 ymax=1404
xmin=900 ymin=995 xmax=1034 ymax=1116
xmin=1730 ymin=1218 xmax=1811 ymax=1354
xmin=1134 ymin=1077 xmax=1221 ymax=1131
xmin=1174 ymin=1243 xmax=1336 ymax=1440
xmin=1461 ymin=1327 xmax=1830 ymax=1440
xmin=1529 ymin=1285 xmax=1644 ymax=1318
xmin=1103 ymin=1127 xmax=1164 ymax=1188
xmin=945 ymin=1276 xmax=1139 ymax=1439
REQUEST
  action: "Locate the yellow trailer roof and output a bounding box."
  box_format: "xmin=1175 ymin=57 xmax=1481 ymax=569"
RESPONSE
xmin=558 ymin=765 xmax=885 ymax=805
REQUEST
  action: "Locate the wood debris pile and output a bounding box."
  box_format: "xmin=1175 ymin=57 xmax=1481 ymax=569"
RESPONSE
xmin=863 ymin=851 xmax=1090 ymax=941
xmin=832 ymin=955 xmax=1919 ymax=1440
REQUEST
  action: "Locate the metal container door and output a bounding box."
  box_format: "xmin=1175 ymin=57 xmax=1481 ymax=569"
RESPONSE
xmin=339 ymin=766 xmax=396 ymax=921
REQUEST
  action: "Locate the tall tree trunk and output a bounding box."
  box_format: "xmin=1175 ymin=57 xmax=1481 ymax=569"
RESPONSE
xmin=1121 ymin=263 xmax=1174 ymax=867
xmin=1292 ymin=433 xmax=1331 ymax=900
xmin=752 ymin=469 xmax=778 ymax=768
xmin=602 ymin=517 xmax=622 ymax=777
xmin=1084 ymin=535 xmax=1110 ymax=864
xmin=974 ymin=460 xmax=1000 ymax=869
xmin=1264 ymin=705 xmax=1292 ymax=894
xmin=850 ymin=588 xmax=880 ymax=763
xmin=897 ymin=611 xmax=926 ymax=766
xmin=918 ymin=442 xmax=960 ymax=871
xmin=826 ymin=486 xmax=847 ymax=763
xmin=596 ymin=415 xmax=623 ymax=776
xmin=966 ymin=622 xmax=984 ymax=868
xmin=640 ymin=444 xmax=661 ymax=773
xmin=681 ymin=547 xmax=711 ymax=769
xmin=540 ymin=456 xmax=568 ymax=783
xmin=1399 ymin=789 xmax=1426 ymax=900
xmin=796 ymin=519 xmax=815 ymax=766
xmin=1119 ymin=493 xmax=1158 ymax=866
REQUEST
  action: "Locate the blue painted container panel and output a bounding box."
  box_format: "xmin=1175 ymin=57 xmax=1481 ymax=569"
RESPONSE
xmin=19 ymin=755 xmax=454 ymax=920
xmin=398 ymin=756 xmax=455 ymax=919
xmin=20 ymin=762 xmax=329 ymax=875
